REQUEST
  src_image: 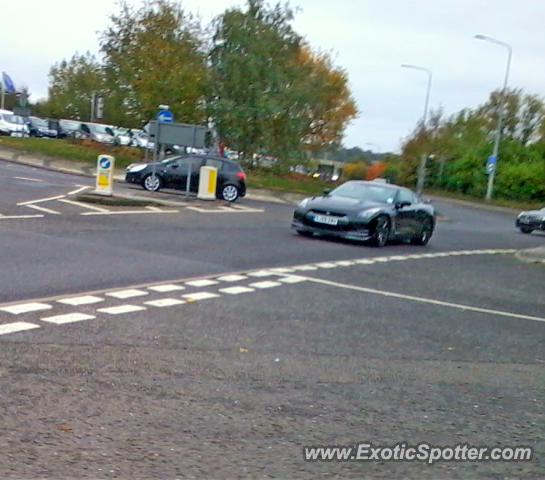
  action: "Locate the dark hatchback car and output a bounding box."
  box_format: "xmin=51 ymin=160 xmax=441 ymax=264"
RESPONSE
xmin=516 ymin=207 xmax=545 ymax=234
xmin=292 ymin=180 xmax=435 ymax=247
xmin=125 ymin=155 xmax=247 ymax=202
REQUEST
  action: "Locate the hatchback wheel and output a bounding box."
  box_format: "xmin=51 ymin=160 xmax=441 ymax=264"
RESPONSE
xmin=519 ymin=226 xmax=533 ymax=234
xmin=221 ymin=184 xmax=239 ymax=202
xmin=142 ymin=174 xmax=162 ymax=192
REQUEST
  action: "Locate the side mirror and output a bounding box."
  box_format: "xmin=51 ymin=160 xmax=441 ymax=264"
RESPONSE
xmin=395 ymin=201 xmax=411 ymax=209
xmin=323 ymin=189 xmax=331 ymax=196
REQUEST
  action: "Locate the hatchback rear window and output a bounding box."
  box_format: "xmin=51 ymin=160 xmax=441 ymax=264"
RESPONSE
xmin=223 ymin=162 xmax=242 ymax=173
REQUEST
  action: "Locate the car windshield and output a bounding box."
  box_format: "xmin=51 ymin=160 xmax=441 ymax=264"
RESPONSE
xmin=88 ymin=124 xmax=111 ymax=134
xmin=330 ymin=182 xmax=397 ymax=204
xmin=31 ymin=118 xmax=48 ymax=128
xmin=2 ymin=114 xmax=24 ymax=124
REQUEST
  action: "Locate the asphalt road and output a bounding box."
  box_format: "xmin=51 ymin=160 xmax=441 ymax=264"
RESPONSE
xmin=0 ymin=159 xmax=544 ymax=479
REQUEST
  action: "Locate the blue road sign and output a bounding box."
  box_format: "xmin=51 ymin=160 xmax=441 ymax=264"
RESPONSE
xmin=486 ymin=155 xmax=497 ymax=175
xmin=157 ymin=110 xmax=174 ymax=123
xmin=99 ymin=157 xmax=111 ymax=169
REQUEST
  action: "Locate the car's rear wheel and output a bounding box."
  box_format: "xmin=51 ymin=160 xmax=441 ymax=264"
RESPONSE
xmin=412 ymin=217 xmax=433 ymax=245
xmin=221 ymin=184 xmax=239 ymax=202
xmin=519 ymin=226 xmax=533 ymax=234
xmin=142 ymin=174 xmax=162 ymax=192
xmin=370 ymin=215 xmax=390 ymax=247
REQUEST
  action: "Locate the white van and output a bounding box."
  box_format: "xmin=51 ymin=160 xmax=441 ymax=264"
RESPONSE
xmin=0 ymin=109 xmax=28 ymax=137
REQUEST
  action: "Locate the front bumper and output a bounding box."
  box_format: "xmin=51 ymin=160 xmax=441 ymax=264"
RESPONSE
xmin=125 ymin=172 xmax=143 ymax=184
xmin=292 ymin=212 xmax=372 ymax=241
xmin=516 ymin=217 xmax=545 ymax=230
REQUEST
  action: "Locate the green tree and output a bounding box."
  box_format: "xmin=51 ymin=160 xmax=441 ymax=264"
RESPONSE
xmin=100 ymin=0 xmax=209 ymax=127
xmin=41 ymin=52 xmax=104 ymax=120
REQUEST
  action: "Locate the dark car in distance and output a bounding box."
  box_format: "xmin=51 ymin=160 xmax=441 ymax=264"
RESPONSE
xmin=292 ymin=180 xmax=436 ymax=247
xmin=516 ymin=207 xmax=545 ymax=234
xmin=125 ymin=155 xmax=247 ymax=202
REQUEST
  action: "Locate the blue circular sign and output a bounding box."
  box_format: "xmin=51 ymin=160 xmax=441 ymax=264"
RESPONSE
xmin=99 ymin=157 xmax=111 ymax=169
xmin=157 ymin=110 xmax=174 ymax=123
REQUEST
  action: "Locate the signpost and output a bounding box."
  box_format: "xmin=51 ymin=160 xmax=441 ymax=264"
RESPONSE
xmin=95 ymin=155 xmax=115 ymax=196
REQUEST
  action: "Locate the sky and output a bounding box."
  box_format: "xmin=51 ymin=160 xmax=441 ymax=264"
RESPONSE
xmin=1 ymin=0 xmax=544 ymax=152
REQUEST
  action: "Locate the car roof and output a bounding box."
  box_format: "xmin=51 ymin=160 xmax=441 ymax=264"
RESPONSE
xmin=346 ymin=180 xmax=404 ymax=191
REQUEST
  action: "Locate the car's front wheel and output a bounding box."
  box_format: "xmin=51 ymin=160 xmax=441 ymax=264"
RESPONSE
xmin=412 ymin=217 xmax=433 ymax=245
xmin=370 ymin=215 xmax=390 ymax=247
xmin=519 ymin=226 xmax=533 ymax=234
xmin=221 ymin=184 xmax=240 ymax=202
xmin=142 ymin=174 xmax=162 ymax=192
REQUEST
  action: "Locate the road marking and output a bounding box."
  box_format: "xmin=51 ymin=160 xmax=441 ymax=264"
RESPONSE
xmin=107 ymin=289 xmax=149 ymax=299
xmin=80 ymin=209 xmax=179 ymax=216
xmin=146 ymin=206 xmax=162 ymax=212
xmin=249 ymin=281 xmax=282 ymax=289
xmin=148 ymin=284 xmax=185 ymax=293
xmin=335 ymin=260 xmax=356 ymax=266
xmin=278 ymin=275 xmax=307 ymax=284
xmin=355 ymin=259 xmax=376 ymax=264
xmin=0 ymin=214 xmax=44 ymax=220
xmin=217 ymin=274 xmax=248 ymax=282
xmin=269 ymin=267 xmax=296 ymax=273
xmin=247 ymin=270 xmax=275 ymax=277
xmin=219 ymin=286 xmax=255 ymax=295
xmin=0 ymin=322 xmax=40 ymax=336
xmin=14 ymin=176 xmax=43 ymax=182
xmin=185 ymin=279 xmax=219 ymax=287
xmin=0 ymin=302 xmax=52 ymax=315
xmin=97 ymin=305 xmax=146 ymax=315
xmin=291 ymin=265 xmax=318 ymax=271
xmin=41 ymin=313 xmax=95 ymax=325
xmin=183 ymin=292 xmax=221 ymax=301
xmin=315 ymin=262 xmax=337 ymax=269
xmin=58 ymin=199 xmax=109 ymax=212
xmin=144 ymin=298 xmax=186 ymax=308
xmin=68 ymin=186 xmax=91 ymax=195
xmin=303 ymin=276 xmax=545 ymax=324
xmin=57 ymin=295 xmax=104 ymax=306
xmin=25 ymin=204 xmax=61 ymax=215
xmin=17 ymin=195 xmax=66 ymax=206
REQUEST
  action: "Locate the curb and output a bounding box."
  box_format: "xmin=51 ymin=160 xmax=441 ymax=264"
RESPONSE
xmin=514 ymin=247 xmax=545 ymax=265
xmin=428 ymin=194 xmax=521 ymax=215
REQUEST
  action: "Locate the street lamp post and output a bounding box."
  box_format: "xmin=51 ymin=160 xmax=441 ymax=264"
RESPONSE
xmin=401 ymin=64 xmax=432 ymax=194
xmin=474 ymin=34 xmax=512 ymax=201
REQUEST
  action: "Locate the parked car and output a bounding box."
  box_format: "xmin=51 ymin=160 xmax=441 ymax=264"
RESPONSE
xmin=291 ymin=180 xmax=436 ymax=247
xmin=516 ymin=207 xmax=545 ymax=234
xmin=112 ymin=127 xmax=135 ymax=146
xmin=27 ymin=116 xmax=58 ymax=138
xmin=0 ymin=109 xmax=28 ymax=137
xmin=58 ymin=119 xmax=83 ymax=138
xmin=80 ymin=122 xmax=116 ymax=144
xmin=125 ymin=155 xmax=247 ymax=202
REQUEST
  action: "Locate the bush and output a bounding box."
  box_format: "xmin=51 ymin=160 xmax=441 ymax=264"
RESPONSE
xmin=342 ymin=161 xmax=367 ymax=180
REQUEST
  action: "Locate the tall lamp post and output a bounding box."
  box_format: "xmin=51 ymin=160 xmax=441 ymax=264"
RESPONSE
xmin=474 ymin=34 xmax=512 ymax=201
xmin=401 ymin=64 xmax=432 ymax=194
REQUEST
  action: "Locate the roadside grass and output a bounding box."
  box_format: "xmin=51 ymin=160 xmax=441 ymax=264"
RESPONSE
xmin=0 ymin=137 xmax=143 ymax=168
xmin=246 ymin=168 xmax=331 ymax=196
xmin=426 ymin=188 xmax=544 ymax=212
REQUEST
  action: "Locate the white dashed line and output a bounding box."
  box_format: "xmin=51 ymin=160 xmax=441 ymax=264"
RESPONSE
xmin=219 ymin=286 xmax=255 ymax=295
xmin=249 ymin=281 xmax=282 ymax=289
xmin=185 ymin=279 xmax=219 ymax=287
xmin=58 ymin=199 xmax=109 ymax=212
xmin=81 ymin=209 xmax=179 ymax=216
xmin=183 ymin=292 xmax=221 ymax=301
xmin=57 ymin=295 xmax=104 ymax=306
xmin=107 ymin=289 xmax=149 ymax=299
xmin=0 ymin=302 xmax=52 ymax=315
xmin=269 ymin=267 xmax=296 ymax=273
xmin=247 ymin=270 xmax=276 ymax=277
xmin=148 ymin=284 xmax=185 ymax=293
xmin=68 ymin=186 xmax=91 ymax=195
xmin=217 ymin=274 xmax=248 ymax=282
xmin=304 ymin=276 xmax=545 ymax=324
xmin=315 ymin=262 xmax=337 ymax=269
xmin=278 ymin=276 xmax=307 ymax=284
xmin=355 ymin=259 xmax=376 ymax=264
xmin=0 ymin=322 xmax=40 ymax=336
xmin=25 ymin=204 xmax=61 ymax=215
xmin=0 ymin=214 xmax=44 ymax=220
xmin=291 ymin=265 xmax=318 ymax=271
xmin=97 ymin=305 xmax=147 ymax=315
xmin=14 ymin=176 xmax=43 ymax=182
xmin=335 ymin=261 xmax=355 ymax=266
xmin=41 ymin=313 xmax=95 ymax=325
xmin=144 ymin=298 xmax=186 ymax=308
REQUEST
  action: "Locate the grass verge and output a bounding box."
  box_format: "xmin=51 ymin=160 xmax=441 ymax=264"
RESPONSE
xmin=426 ymin=189 xmax=543 ymax=212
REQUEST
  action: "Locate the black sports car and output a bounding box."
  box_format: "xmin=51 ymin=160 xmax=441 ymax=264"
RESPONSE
xmin=291 ymin=181 xmax=436 ymax=247
xmin=516 ymin=207 xmax=545 ymax=234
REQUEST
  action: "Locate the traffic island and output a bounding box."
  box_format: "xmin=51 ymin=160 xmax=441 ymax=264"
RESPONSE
xmin=515 ymin=246 xmax=545 ymax=265
xmin=75 ymin=192 xmax=166 ymax=208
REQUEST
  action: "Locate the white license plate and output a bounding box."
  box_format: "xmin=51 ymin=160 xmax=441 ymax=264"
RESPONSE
xmin=10 ymin=132 xmax=23 ymax=137
xmin=313 ymin=214 xmax=338 ymax=225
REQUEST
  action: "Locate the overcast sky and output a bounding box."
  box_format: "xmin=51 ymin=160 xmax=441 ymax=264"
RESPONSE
xmin=2 ymin=0 xmax=544 ymax=152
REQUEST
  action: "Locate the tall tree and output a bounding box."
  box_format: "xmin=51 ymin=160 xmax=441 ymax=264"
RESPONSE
xmin=100 ymin=0 xmax=209 ymax=127
xmin=42 ymin=52 xmax=104 ymax=120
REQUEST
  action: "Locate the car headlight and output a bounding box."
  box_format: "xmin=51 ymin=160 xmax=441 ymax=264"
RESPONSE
xmin=298 ymin=198 xmax=310 ymax=208
xmin=357 ymin=208 xmax=380 ymax=219
xmin=517 ymin=212 xmax=526 ymax=218
xmin=128 ymin=164 xmax=147 ymax=173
